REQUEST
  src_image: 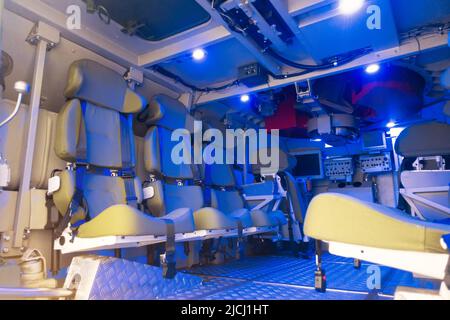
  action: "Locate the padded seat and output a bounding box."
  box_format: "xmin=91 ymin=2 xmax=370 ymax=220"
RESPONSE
xmin=304 ymin=193 xmax=450 ymax=254
xmin=228 ymin=209 xmax=254 ymax=228
xmin=141 ymin=95 xmax=247 ymax=232
xmin=52 ymin=60 xmax=195 ymax=239
xmin=205 ymin=163 xmax=277 ymax=228
xmin=77 ymin=206 xmax=194 ymax=238
xmin=193 ymin=207 xmax=240 ymax=231
xmin=250 ymin=210 xmax=287 ymax=228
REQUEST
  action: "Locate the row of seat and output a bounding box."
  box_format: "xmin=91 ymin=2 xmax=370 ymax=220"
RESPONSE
xmin=48 ymin=59 xmax=288 ymax=257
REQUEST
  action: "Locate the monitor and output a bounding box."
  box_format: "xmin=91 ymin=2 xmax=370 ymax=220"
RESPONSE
xmin=361 ymin=131 xmax=387 ymax=151
xmin=292 ymin=150 xmax=324 ymax=180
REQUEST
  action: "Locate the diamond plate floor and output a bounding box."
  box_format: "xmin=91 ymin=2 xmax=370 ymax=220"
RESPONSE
xmin=171 ymin=253 xmax=440 ymax=300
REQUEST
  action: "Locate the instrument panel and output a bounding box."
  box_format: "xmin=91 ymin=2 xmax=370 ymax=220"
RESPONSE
xmin=359 ymin=152 xmax=393 ymax=174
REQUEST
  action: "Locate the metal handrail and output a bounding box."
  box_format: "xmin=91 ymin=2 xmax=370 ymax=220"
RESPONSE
xmin=0 ymin=287 xmax=74 ymax=299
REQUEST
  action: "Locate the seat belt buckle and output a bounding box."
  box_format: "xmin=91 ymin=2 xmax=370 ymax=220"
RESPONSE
xmin=143 ymin=186 xmax=155 ymax=200
xmin=47 ymin=176 xmax=61 ymax=196
xmin=118 ymin=169 xmax=136 ymax=179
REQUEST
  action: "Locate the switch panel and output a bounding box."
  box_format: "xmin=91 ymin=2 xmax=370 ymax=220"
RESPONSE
xmin=359 ymin=152 xmax=392 ymax=174
xmin=325 ymin=158 xmax=354 ymax=180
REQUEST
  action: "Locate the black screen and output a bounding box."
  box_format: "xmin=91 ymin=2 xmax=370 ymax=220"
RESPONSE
xmin=293 ymin=153 xmax=322 ymax=178
xmin=362 ymin=131 xmax=386 ymax=150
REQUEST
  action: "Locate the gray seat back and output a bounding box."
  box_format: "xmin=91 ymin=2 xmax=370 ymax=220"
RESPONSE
xmin=142 ymin=95 xmax=204 ymax=217
xmin=251 ymin=147 xmax=308 ymax=222
xmin=204 ymin=163 xmax=246 ymax=214
xmin=395 ymin=122 xmax=450 ymax=158
xmin=395 ymin=121 xmax=450 ymax=221
xmin=52 ymin=60 xmax=146 ymax=223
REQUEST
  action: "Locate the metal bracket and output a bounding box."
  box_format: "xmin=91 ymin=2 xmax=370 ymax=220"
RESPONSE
xmin=295 ymin=80 xmax=316 ymax=104
xmin=413 ymin=156 xmax=446 ymax=171
xmin=26 ymin=22 xmax=60 ymax=51
xmin=124 ymin=67 xmax=144 ymax=89
xmin=0 ymin=231 xmax=29 ymax=258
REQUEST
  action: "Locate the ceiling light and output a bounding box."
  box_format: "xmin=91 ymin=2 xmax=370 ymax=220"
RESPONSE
xmin=365 ymin=64 xmax=380 ymax=74
xmin=386 ymin=121 xmax=396 ymax=129
xmin=192 ymin=49 xmax=206 ymax=61
xmin=240 ymin=94 xmax=250 ymax=103
xmin=339 ymin=0 xmax=364 ymax=15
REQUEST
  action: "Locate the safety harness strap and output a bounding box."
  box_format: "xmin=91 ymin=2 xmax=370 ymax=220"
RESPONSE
xmin=119 ymin=113 xmax=139 ymax=208
xmin=162 ymin=219 xmax=176 ymax=279
xmin=54 ymin=165 xmax=88 ymax=239
xmin=54 ymin=102 xmax=90 ymax=239
xmin=236 ymin=220 xmax=245 ymax=259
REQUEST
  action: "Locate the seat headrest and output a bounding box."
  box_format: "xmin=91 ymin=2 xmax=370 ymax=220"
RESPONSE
xmin=395 ymin=122 xmax=450 ymax=158
xmin=144 ymin=95 xmax=194 ymax=132
xmin=64 ymin=59 xmax=146 ymax=114
xmin=251 ymin=148 xmax=297 ymax=176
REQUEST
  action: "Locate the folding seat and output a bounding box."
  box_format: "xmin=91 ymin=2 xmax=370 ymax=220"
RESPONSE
xmin=1 ymin=99 xmax=66 ymax=234
xmin=394 ymin=122 xmax=450 ymax=222
xmin=304 ymin=122 xmax=450 ymax=293
xmin=139 ymin=95 xmax=242 ymax=235
xmin=49 ymin=60 xmax=195 ymax=276
xmin=244 ymin=147 xmax=307 ymax=242
xmin=203 ymin=162 xmax=282 ymax=232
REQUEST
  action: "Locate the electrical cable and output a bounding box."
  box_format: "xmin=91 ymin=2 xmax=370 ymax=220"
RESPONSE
xmin=0 ymin=93 xmax=23 ymax=128
xmin=151 ymin=11 xmax=447 ymax=94
xmin=266 ymin=47 xmax=372 ymax=71
xmin=0 ymin=81 xmax=30 ymax=128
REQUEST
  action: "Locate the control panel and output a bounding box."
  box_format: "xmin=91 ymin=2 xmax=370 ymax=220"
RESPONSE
xmin=359 ymin=152 xmax=392 ymax=174
xmin=324 ymin=158 xmax=354 ymax=181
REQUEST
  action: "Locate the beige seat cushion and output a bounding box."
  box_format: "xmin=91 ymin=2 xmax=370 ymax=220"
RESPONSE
xmin=77 ymin=205 xmax=194 ymax=238
xmin=193 ymin=207 xmax=240 ymax=231
xmin=304 ymin=193 xmax=450 ymax=253
xmin=229 ymin=209 xmax=253 ymax=229
xmin=250 ymin=209 xmax=279 ymax=228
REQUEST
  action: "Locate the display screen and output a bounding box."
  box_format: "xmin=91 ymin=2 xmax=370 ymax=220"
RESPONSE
xmin=293 ymin=153 xmax=323 ymax=179
xmin=362 ymin=131 xmax=387 ymax=150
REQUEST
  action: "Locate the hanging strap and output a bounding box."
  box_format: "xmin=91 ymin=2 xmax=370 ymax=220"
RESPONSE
xmin=54 ymin=165 xmax=88 ymax=239
xmin=236 ymin=220 xmax=245 ymax=259
xmin=54 ymin=102 xmax=90 ymax=239
xmin=162 ymin=219 xmax=176 ymax=279
xmin=119 ymin=113 xmax=138 ymax=207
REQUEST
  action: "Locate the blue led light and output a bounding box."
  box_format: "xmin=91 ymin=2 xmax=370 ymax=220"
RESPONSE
xmin=339 ymin=0 xmax=364 ymax=15
xmin=386 ymin=121 xmax=396 ymax=128
xmin=192 ymin=49 xmax=206 ymax=61
xmin=365 ymin=64 xmax=380 ymax=74
xmin=240 ymin=94 xmax=250 ymax=103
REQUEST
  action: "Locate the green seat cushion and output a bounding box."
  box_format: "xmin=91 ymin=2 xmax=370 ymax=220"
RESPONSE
xmin=77 ymin=205 xmax=194 ymax=238
xmin=304 ymin=193 xmax=450 ymax=253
